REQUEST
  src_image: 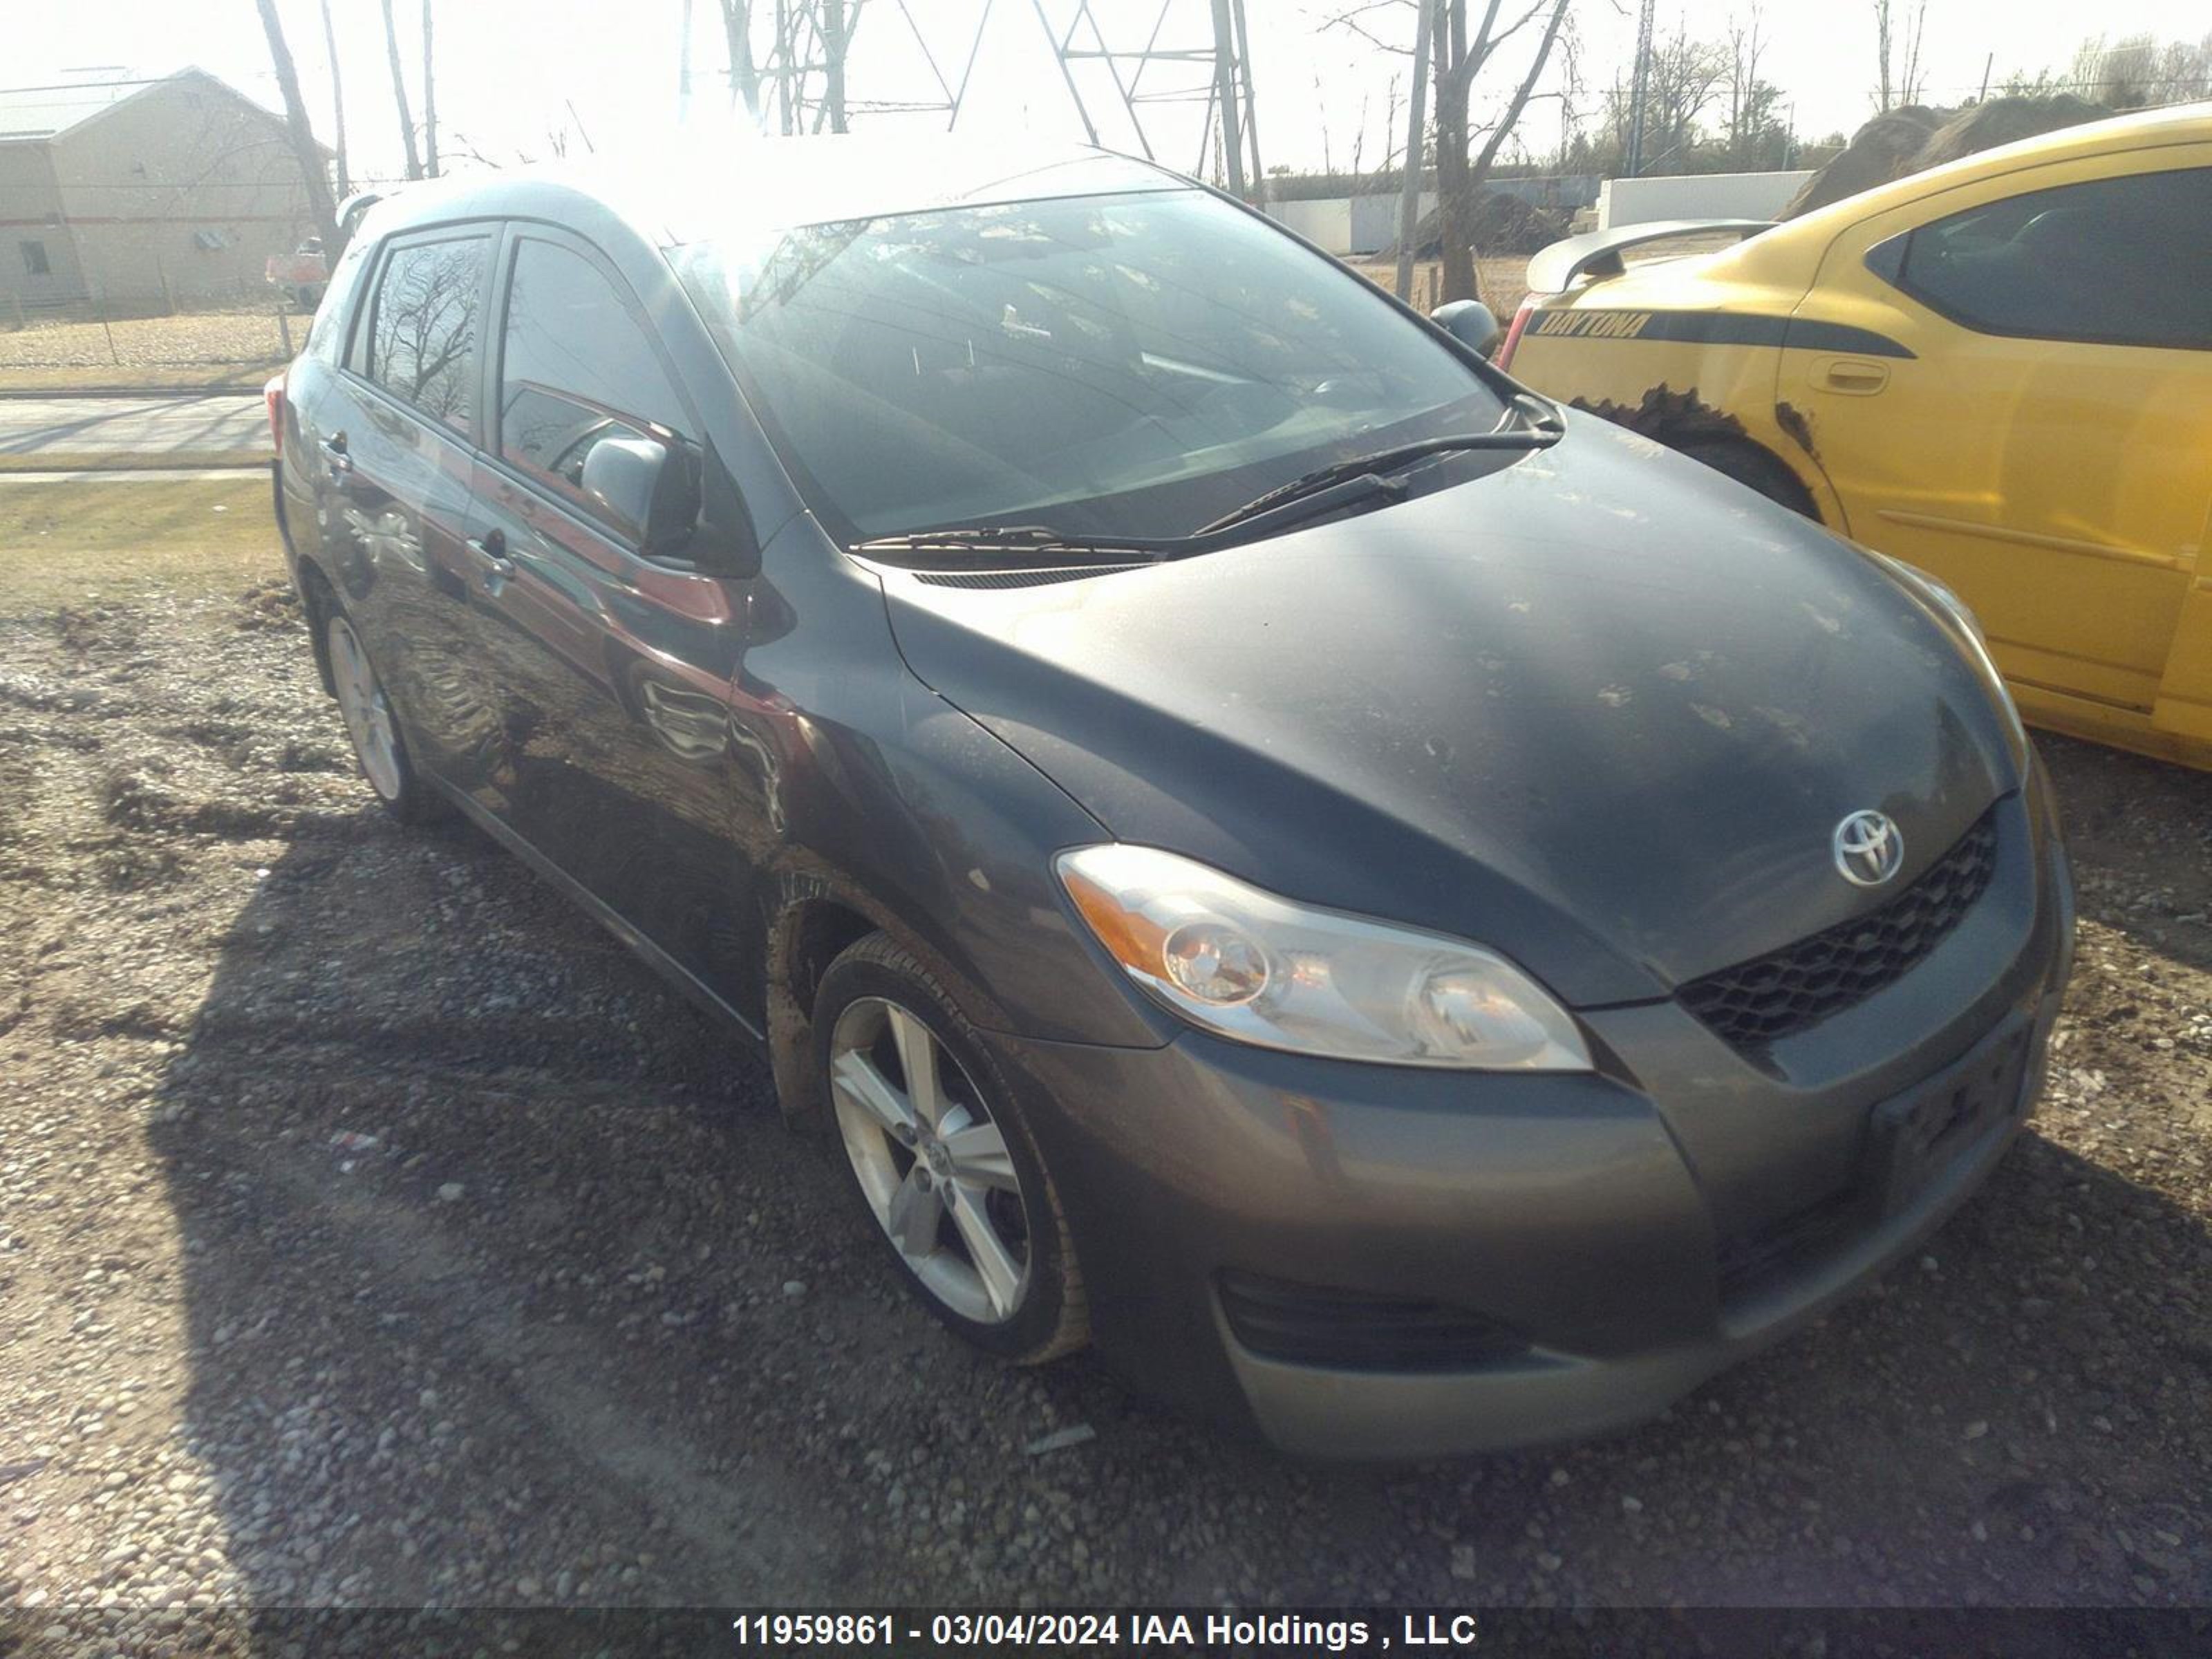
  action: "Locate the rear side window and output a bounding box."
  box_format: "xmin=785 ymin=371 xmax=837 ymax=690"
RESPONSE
xmin=306 ymin=235 xmax=375 ymax=364
xmin=1892 ymin=167 xmax=2212 ymax=350
xmin=364 ymin=234 xmax=490 ymax=432
xmin=496 ymin=236 xmax=690 ymax=524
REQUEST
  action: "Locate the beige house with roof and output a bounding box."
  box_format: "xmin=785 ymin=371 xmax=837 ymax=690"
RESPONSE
xmin=1 ymin=68 xmax=328 ymax=312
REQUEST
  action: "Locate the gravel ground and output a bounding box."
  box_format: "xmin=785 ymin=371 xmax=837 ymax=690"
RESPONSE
xmin=0 ymin=574 xmax=2209 ymax=1653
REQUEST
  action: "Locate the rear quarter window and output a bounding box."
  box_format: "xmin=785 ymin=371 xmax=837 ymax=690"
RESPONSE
xmin=1888 ymin=166 xmax=2212 ymax=351
xmin=305 ymin=235 xmax=376 ymax=365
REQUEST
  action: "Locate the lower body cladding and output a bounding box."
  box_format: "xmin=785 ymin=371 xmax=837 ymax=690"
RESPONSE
xmin=985 ymin=781 xmax=2074 ymax=1460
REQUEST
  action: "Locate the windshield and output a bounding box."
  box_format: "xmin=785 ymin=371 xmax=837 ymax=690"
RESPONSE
xmin=674 ymin=189 xmax=1508 ymax=543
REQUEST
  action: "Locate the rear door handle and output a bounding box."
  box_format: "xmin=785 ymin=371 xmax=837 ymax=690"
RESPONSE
xmin=466 ymin=529 xmax=516 ymax=580
xmin=1818 ymin=359 xmax=1890 ymax=395
xmin=319 ymin=430 xmax=351 ymax=474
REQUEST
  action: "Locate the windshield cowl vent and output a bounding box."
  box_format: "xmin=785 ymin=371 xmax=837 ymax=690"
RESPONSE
xmin=910 ymin=565 xmax=1145 ymax=590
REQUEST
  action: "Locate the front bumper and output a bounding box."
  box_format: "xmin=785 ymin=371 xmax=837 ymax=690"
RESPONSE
xmin=984 ymin=778 xmax=2074 ymax=1460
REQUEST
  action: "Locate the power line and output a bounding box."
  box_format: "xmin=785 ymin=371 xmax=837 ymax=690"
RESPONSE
xmin=0 ymin=77 xmax=171 ymax=95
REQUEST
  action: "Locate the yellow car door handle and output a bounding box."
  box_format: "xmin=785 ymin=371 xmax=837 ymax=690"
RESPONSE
xmin=1819 ymin=359 xmax=1891 ymax=395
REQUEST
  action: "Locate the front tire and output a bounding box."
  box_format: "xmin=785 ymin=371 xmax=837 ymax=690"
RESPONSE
xmin=814 ymin=933 xmax=1087 ymax=1364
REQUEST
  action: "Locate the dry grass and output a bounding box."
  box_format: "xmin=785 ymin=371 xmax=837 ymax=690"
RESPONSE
xmin=1347 ymin=255 xmax=1534 ymax=317
xmin=0 ymin=364 xmax=279 ymax=393
xmin=0 ymin=449 xmax=270 ymax=474
xmin=0 ymin=475 xmax=277 ymax=608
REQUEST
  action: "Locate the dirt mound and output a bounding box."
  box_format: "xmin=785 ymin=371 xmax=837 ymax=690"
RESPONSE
xmin=1470 ymin=189 xmax=1574 ymax=255
xmin=1378 ymin=187 xmax=1574 ymax=260
xmin=1780 ymin=106 xmax=1941 ymax=218
xmin=1780 ymin=96 xmax=2110 ymax=219
xmin=1914 ymin=93 xmax=2110 ymax=168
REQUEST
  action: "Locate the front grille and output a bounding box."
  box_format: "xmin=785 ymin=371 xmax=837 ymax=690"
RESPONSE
xmin=1680 ymin=807 xmax=2000 ymax=1051
xmin=1219 ymin=1271 xmax=1526 ymax=1372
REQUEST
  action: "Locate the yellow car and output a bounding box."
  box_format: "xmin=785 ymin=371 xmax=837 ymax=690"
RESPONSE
xmin=1498 ymin=103 xmax=2212 ymax=769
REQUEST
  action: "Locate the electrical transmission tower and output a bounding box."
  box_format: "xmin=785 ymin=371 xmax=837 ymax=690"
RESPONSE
xmin=1624 ymin=0 xmax=1656 ymax=176
xmin=1033 ymin=0 xmax=1266 ymax=197
xmin=707 ymin=0 xmax=1266 ymax=197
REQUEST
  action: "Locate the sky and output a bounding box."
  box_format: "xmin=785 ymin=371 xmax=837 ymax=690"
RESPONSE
xmin=9 ymin=0 xmax=2205 ymax=191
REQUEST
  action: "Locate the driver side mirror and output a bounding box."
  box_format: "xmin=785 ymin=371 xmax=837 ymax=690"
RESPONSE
xmin=1431 ymin=299 xmax=1502 ymax=357
xmin=581 ymin=434 xmax=702 ymax=560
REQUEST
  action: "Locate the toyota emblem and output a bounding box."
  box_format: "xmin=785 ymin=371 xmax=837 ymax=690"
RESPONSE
xmin=1833 ymin=809 xmax=1904 ymax=888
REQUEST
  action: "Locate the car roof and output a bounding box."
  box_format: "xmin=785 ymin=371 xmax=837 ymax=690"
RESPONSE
xmin=356 ymin=135 xmax=1192 ymax=251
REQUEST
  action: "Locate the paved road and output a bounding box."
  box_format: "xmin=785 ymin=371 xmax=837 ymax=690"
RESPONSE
xmin=0 ymin=393 xmax=265 ymax=458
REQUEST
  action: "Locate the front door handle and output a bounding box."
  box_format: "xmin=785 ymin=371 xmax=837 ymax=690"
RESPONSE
xmin=319 ymin=430 xmax=352 ymax=475
xmin=466 ymin=529 xmax=516 ymax=580
xmin=1817 ymin=359 xmax=1890 ymax=395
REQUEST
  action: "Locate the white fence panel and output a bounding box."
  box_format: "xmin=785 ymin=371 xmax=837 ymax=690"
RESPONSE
xmin=1596 ymin=171 xmax=1815 ymax=229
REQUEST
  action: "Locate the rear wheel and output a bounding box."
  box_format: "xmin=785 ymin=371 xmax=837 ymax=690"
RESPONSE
xmin=326 ymin=611 xmax=442 ymax=825
xmin=815 ymin=933 xmax=1086 ymax=1363
xmin=1674 ymin=438 xmax=1820 ymax=520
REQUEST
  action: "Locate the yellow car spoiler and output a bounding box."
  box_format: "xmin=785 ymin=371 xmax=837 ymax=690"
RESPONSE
xmin=1525 ymin=220 xmax=1773 ymax=295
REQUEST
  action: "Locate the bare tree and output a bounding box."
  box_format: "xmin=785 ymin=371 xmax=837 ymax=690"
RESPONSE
xmin=422 ymin=0 xmax=439 ymax=176
xmin=1587 ymin=24 xmax=1725 ymax=176
xmin=253 ymin=0 xmax=341 ymax=252
xmin=318 ymin=0 xmax=349 ymax=199
xmin=1724 ymin=6 xmax=1766 ymax=162
xmin=1457 ymin=0 xmax=1571 ymax=301
xmin=1331 ymin=0 xmax=1574 ymax=304
xmin=1873 ymin=0 xmax=1929 ymax=111
xmin=2074 ymin=31 xmax=2212 ymax=106
xmin=1897 ymin=1 xmax=1927 ymax=104
xmin=380 ymin=0 xmax=424 ymax=180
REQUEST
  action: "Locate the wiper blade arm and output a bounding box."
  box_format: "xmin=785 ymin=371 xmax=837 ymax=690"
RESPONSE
xmin=850 ymin=524 xmax=1174 ymax=561
xmin=1198 ymin=421 xmax=1559 ymax=537
xmin=1190 ymin=471 xmax=1409 ymax=545
xmin=1511 ymin=391 xmax=1567 ymax=435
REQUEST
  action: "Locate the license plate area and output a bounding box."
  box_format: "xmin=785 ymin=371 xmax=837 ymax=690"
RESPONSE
xmin=1869 ymin=1025 xmax=2032 ymax=1215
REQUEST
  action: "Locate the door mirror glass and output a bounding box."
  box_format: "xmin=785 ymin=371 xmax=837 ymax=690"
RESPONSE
xmin=1430 ymin=300 xmax=1501 ymax=355
xmin=581 ymin=434 xmax=700 ymax=557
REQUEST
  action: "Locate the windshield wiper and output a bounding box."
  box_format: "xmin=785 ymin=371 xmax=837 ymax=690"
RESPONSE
xmin=850 ymin=524 xmax=1176 ymax=562
xmin=852 ymin=400 xmax=1568 ymax=565
xmin=1197 ymin=408 xmax=1562 ymax=538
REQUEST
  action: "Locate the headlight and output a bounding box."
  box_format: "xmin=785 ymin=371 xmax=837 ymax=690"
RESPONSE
xmin=1056 ymin=845 xmax=1591 ymax=1071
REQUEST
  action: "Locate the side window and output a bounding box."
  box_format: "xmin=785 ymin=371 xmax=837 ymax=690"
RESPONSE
xmin=306 ymin=235 xmax=375 ymax=364
xmin=1892 ymin=167 xmax=2212 ymax=350
xmin=21 ymin=240 xmax=50 ymax=277
xmin=497 ymin=236 xmax=690 ymax=526
xmin=364 ymin=234 xmax=490 ymax=433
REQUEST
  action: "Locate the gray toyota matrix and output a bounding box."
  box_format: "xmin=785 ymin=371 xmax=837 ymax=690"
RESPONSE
xmin=268 ymin=140 xmax=2073 ymax=1459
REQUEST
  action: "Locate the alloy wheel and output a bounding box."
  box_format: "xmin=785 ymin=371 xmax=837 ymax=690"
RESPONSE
xmin=327 ymin=615 xmax=404 ymax=802
xmin=828 ymin=996 xmax=1031 ymax=1324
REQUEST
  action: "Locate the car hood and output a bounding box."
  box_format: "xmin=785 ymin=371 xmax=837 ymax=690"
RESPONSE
xmin=877 ymin=418 xmax=2020 ymax=1006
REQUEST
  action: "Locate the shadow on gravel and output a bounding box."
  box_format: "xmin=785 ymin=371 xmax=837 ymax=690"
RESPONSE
xmin=2038 ymin=733 xmax=2212 ymax=976
xmin=113 ymin=727 xmax=2210 ymax=1643
xmin=135 ymin=815 xmax=889 ymax=1624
